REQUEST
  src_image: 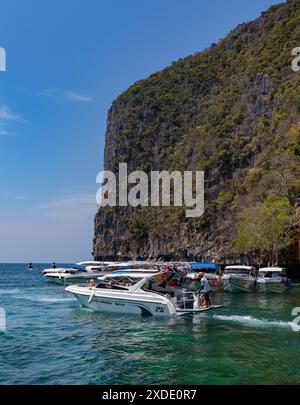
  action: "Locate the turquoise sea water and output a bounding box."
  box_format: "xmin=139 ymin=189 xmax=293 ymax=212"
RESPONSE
xmin=0 ymin=263 xmax=300 ymax=385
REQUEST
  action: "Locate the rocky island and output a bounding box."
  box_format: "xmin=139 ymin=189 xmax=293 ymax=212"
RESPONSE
xmin=94 ymin=0 xmax=300 ymax=271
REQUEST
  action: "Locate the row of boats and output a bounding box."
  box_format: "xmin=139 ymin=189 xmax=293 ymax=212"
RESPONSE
xmin=43 ymin=261 xmax=291 ymax=293
xmin=183 ymin=263 xmax=291 ymax=293
xmin=41 ymin=261 xmax=292 ymax=317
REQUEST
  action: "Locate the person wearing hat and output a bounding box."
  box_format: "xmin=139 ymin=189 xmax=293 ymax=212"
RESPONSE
xmin=198 ymin=272 xmax=211 ymax=308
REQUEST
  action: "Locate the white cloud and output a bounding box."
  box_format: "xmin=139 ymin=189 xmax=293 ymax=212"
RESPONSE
xmin=15 ymin=195 xmax=28 ymax=200
xmin=41 ymin=89 xmax=92 ymax=102
xmin=0 ymin=128 xmax=11 ymax=136
xmin=35 ymin=194 xmax=96 ymax=221
xmin=64 ymin=91 xmax=92 ymax=102
xmin=0 ymin=190 xmax=28 ymax=199
xmin=0 ymin=105 xmax=20 ymax=120
xmin=0 ymin=105 xmax=21 ymax=136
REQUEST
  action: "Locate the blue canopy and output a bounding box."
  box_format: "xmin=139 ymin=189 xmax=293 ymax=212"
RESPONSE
xmin=190 ymin=263 xmax=217 ymax=270
xmin=67 ymin=265 xmax=86 ymax=270
xmin=112 ymin=269 xmax=136 ymax=274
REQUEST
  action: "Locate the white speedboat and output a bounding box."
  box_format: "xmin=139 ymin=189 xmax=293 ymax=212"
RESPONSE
xmin=77 ymin=261 xmax=114 ymax=267
xmin=44 ymin=264 xmax=106 ymax=285
xmin=222 ymin=265 xmax=257 ymax=292
xmin=42 ymin=260 xmax=111 ymax=275
xmin=43 ymin=260 xmax=112 ymax=283
xmin=42 ymin=267 xmax=70 ymax=275
xmin=63 ymin=269 xmax=105 ymax=285
xmin=44 ymin=268 xmax=82 ymax=285
xmin=45 ymin=260 xmax=165 ymax=286
xmin=257 ymin=267 xmax=291 ymax=293
xmin=105 ymin=261 xmax=160 ymax=271
xmin=65 ymin=272 xmax=223 ymax=317
xmin=63 ymin=267 xmax=157 ymax=286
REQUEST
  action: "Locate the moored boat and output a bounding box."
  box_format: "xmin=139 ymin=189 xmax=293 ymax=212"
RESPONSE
xmin=64 ymin=267 xmax=158 ymax=286
xmin=42 ymin=267 xmax=71 ymax=275
xmin=188 ymin=263 xmax=223 ymax=292
xmin=222 ymin=265 xmax=257 ymax=293
xmin=44 ymin=265 xmax=106 ymax=285
xmin=44 ymin=268 xmax=81 ymax=284
xmin=257 ymin=267 xmax=291 ymax=293
xmin=63 ymin=269 xmax=104 ymax=285
xmin=42 ymin=260 xmax=111 ymax=275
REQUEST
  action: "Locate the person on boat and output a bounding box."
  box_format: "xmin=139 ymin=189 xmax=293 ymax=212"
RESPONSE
xmin=198 ymin=272 xmax=211 ymax=308
xmin=52 ymin=262 xmax=57 ymax=269
xmin=87 ymin=279 xmax=95 ymax=288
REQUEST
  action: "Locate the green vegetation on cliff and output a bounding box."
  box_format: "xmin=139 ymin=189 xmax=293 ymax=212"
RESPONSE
xmin=94 ymin=0 xmax=300 ymax=267
xmin=233 ymin=196 xmax=296 ymax=264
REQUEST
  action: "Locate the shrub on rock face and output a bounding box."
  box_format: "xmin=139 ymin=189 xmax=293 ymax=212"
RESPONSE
xmin=233 ymin=196 xmax=297 ymax=264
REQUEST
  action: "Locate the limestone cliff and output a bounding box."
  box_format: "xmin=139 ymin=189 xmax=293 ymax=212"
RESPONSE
xmin=94 ymin=0 xmax=300 ymax=265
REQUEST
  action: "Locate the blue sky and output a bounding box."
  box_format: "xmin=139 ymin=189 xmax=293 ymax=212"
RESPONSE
xmin=0 ymin=0 xmax=282 ymax=262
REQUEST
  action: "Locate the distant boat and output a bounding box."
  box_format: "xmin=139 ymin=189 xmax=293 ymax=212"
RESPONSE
xmin=44 ymin=265 xmax=106 ymax=285
xmin=43 ymin=260 xmax=160 ymax=285
xmin=64 ymin=268 xmax=108 ymax=285
xmin=44 ymin=269 xmax=78 ymax=285
xmin=64 ymin=266 xmax=164 ymax=286
xmin=27 ymin=263 xmax=33 ymax=270
xmin=76 ymin=261 xmax=114 ymax=267
xmin=105 ymin=261 xmax=160 ymax=271
xmin=257 ymin=267 xmax=291 ymax=293
xmin=222 ymin=265 xmax=257 ymax=293
xmin=42 ymin=261 xmax=110 ymax=281
xmin=42 ymin=261 xmax=108 ymax=275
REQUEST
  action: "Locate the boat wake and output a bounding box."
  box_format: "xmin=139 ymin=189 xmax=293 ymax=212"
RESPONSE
xmin=212 ymin=314 xmax=295 ymax=330
xmin=34 ymin=296 xmax=76 ymax=303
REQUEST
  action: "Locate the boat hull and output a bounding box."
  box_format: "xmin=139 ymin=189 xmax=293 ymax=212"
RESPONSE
xmin=223 ymin=276 xmax=256 ymax=293
xmin=45 ymin=275 xmax=65 ymax=285
xmin=67 ymin=287 xmax=177 ymax=317
xmin=257 ymin=280 xmax=288 ymax=293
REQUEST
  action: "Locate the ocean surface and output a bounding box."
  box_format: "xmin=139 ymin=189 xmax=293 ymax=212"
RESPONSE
xmin=0 ymin=263 xmax=300 ymax=385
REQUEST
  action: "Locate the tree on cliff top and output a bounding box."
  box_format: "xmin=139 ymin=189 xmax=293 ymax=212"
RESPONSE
xmin=233 ymin=196 xmax=296 ymax=265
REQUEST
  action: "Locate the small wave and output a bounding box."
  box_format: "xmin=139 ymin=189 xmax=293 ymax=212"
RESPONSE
xmin=213 ymin=314 xmax=295 ymax=329
xmin=13 ymin=295 xmax=75 ymax=303
xmin=35 ymin=297 xmax=76 ymax=303
xmin=0 ymin=288 xmax=21 ymax=294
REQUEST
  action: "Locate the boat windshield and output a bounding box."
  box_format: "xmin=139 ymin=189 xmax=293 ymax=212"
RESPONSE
xmin=96 ymin=276 xmax=141 ymax=290
xmin=224 ymin=268 xmax=251 ymax=275
xmin=202 ymin=268 xmax=222 ymax=275
xmin=260 ymin=271 xmax=283 ymax=278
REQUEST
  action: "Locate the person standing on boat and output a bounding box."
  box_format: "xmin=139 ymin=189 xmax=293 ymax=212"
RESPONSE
xmin=198 ymin=272 xmax=211 ymax=308
xmin=52 ymin=262 xmax=57 ymax=269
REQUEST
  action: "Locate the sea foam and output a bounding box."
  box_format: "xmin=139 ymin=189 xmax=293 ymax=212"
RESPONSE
xmin=213 ymin=314 xmax=296 ymax=330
